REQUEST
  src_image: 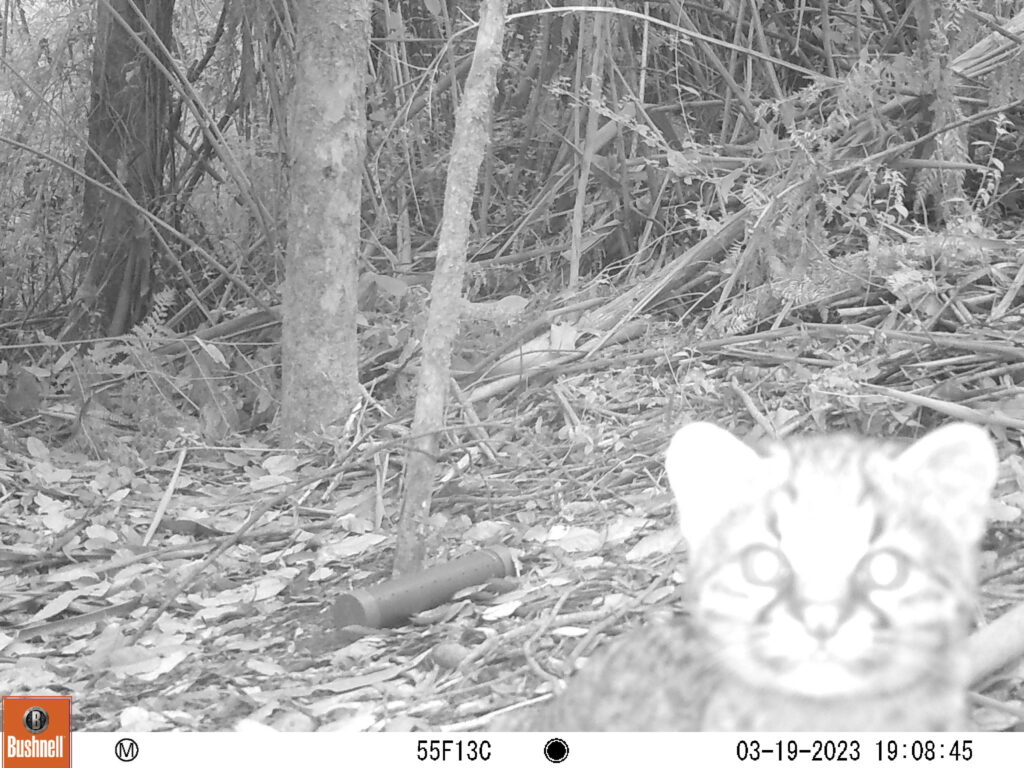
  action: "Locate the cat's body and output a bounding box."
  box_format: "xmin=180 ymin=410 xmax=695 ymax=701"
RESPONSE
xmin=493 ymin=620 xmax=966 ymax=731
xmin=491 ymin=423 xmax=998 ymax=731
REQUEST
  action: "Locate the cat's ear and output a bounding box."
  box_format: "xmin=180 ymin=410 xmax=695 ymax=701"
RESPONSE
xmin=665 ymin=422 xmax=762 ymax=551
xmin=895 ymin=422 xmax=999 ymax=541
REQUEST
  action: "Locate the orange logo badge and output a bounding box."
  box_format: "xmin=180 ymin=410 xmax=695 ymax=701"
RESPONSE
xmin=2 ymin=697 xmax=71 ymax=768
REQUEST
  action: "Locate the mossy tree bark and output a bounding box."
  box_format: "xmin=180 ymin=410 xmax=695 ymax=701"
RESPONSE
xmin=281 ymin=0 xmax=368 ymax=438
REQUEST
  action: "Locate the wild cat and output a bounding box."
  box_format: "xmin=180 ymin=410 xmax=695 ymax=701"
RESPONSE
xmin=491 ymin=422 xmax=998 ymax=730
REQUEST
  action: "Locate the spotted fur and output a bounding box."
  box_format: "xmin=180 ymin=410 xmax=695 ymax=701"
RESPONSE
xmin=491 ymin=423 xmax=997 ymax=731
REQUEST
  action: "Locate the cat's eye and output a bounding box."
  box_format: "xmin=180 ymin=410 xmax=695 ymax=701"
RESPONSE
xmin=858 ymin=549 xmax=910 ymax=590
xmin=740 ymin=544 xmax=790 ymax=586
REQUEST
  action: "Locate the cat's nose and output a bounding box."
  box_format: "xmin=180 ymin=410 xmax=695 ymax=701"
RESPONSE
xmin=801 ymin=603 xmax=841 ymax=639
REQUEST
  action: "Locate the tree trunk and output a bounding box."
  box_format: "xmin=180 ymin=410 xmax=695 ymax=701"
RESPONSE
xmin=280 ymin=0 xmax=367 ymax=438
xmin=393 ymin=0 xmax=509 ymax=576
xmin=76 ymin=0 xmax=174 ymax=337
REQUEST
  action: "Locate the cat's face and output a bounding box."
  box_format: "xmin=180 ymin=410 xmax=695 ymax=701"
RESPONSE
xmin=665 ymin=423 xmax=998 ymax=699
